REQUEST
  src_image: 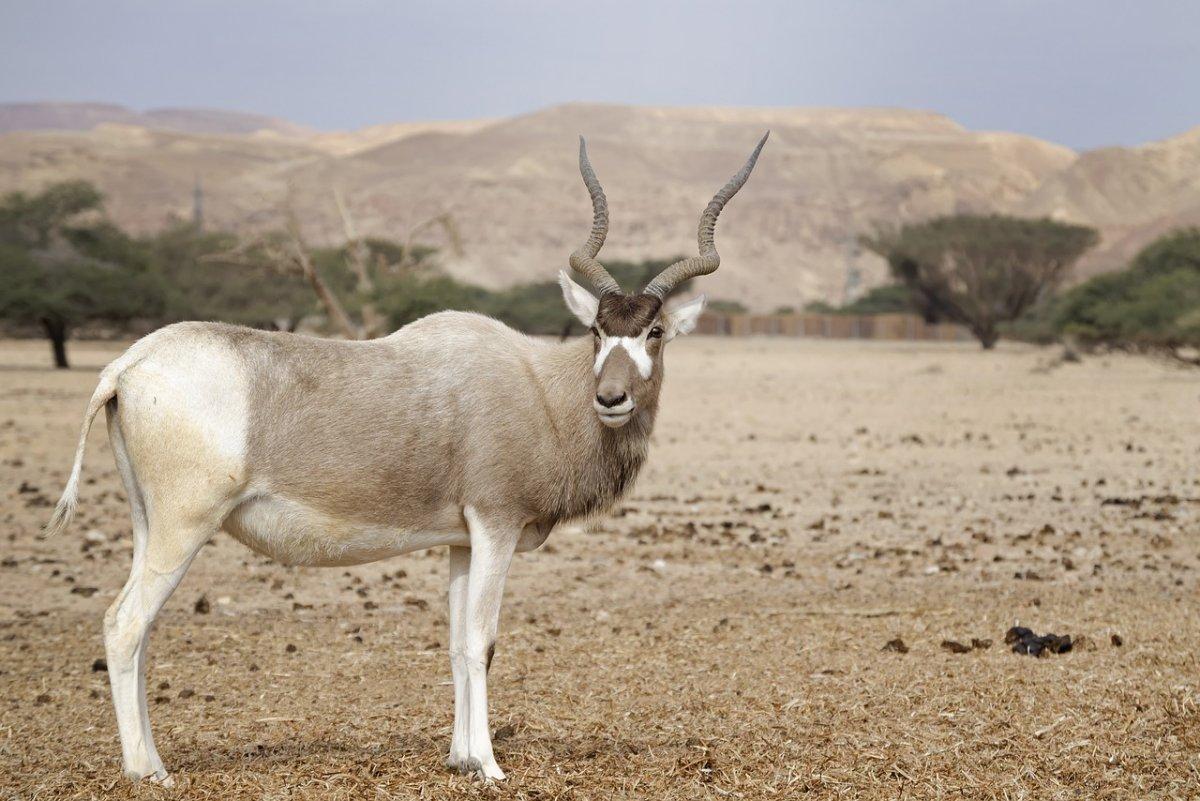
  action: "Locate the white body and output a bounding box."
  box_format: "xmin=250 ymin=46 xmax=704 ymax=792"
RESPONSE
xmin=47 ymin=297 xmax=702 ymax=785
xmin=47 ymin=131 xmax=761 ymax=786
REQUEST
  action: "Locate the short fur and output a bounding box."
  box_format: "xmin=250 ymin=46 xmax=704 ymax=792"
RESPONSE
xmin=43 ymin=310 xmax=673 ymax=783
xmin=595 ymin=293 xmax=662 ymax=337
xmin=47 ymin=132 xmax=762 ymax=785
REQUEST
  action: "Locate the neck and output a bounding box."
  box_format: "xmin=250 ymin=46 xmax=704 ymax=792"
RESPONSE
xmin=530 ymin=336 xmax=658 ymax=522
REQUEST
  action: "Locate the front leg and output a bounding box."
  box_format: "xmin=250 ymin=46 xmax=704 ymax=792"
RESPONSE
xmin=458 ymin=506 xmax=520 ymax=781
xmin=446 ymin=545 xmax=471 ymax=771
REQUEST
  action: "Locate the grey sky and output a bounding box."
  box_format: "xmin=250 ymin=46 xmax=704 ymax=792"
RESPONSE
xmin=1 ymin=0 xmax=1196 ymax=150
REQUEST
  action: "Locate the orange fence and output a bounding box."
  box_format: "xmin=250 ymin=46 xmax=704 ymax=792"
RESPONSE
xmin=694 ymin=312 xmax=969 ymax=341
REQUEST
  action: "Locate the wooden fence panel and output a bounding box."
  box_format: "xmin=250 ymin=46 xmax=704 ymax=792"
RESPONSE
xmin=695 ymin=312 xmax=968 ymax=341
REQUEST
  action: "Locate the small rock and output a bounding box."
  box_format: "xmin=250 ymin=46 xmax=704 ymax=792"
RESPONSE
xmin=285 ymin=643 xmax=297 ymax=653
xmin=194 ymin=595 xmax=210 ymax=615
xmin=177 ymin=688 xmax=195 ymax=699
xmin=84 ymin=529 xmax=106 ymax=544
xmin=91 ymin=658 xmax=107 ymax=672
xmin=1111 ymin=633 xmax=1124 ymax=647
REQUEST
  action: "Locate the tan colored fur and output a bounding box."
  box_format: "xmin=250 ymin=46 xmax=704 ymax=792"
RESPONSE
xmin=46 ymin=132 xmax=751 ymax=784
xmin=225 ymin=312 xmax=657 ymax=540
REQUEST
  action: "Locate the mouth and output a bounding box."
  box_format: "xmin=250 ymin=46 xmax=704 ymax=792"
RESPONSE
xmin=594 ymin=400 xmax=635 ymax=428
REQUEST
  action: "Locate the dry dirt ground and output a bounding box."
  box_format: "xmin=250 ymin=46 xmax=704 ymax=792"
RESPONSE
xmin=1 ymin=336 xmax=1198 ymax=800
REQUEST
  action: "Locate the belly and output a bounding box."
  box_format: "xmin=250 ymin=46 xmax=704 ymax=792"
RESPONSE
xmin=222 ymin=494 xmax=470 ymax=567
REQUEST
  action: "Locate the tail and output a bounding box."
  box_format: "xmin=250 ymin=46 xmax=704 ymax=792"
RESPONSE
xmin=44 ymin=346 xmax=143 ymax=536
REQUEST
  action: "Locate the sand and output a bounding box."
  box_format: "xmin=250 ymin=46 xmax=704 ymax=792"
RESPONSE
xmin=2 ymin=336 xmax=1198 ymax=799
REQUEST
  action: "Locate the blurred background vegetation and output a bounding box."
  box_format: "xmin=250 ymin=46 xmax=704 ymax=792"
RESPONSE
xmin=0 ymin=181 xmax=698 ymax=366
xmin=2 ymin=181 xmax=1197 ymax=367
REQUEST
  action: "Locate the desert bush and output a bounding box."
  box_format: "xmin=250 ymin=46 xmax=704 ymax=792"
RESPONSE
xmin=147 ymin=223 xmax=315 ymax=329
xmin=1051 ymin=228 xmax=1200 ymax=359
xmin=803 ymin=284 xmax=916 ymax=316
xmin=374 ymin=272 xmax=492 ymax=329
xmin=0 ymin=182 xmax=165 ymax=367
xmin=862 ymin=215 xmax=1098 ymax=348
xmin=0 ymin=197 xmax=733 ymax=358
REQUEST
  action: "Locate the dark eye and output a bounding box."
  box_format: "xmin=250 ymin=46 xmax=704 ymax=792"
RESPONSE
xmin=648 ymin=326 xmax=664 ymax=339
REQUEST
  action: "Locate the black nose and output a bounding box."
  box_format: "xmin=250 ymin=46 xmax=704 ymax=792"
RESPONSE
xmin=595 ymin=391 xmax=627 ymax=409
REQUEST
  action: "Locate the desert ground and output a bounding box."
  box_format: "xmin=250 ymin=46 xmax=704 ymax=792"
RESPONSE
xmin=1 ymin=335 xmax=1198 ymax=800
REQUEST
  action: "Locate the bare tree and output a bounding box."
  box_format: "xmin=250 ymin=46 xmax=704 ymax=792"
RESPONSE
xmin=210 ymin=191 xmax=462 ymax=340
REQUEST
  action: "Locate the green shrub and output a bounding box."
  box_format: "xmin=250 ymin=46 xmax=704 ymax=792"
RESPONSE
xmin=0 ymin=181 xmax=167 ymax=367
xmin=862 ymin=215 xmax=1098 ymax=348
xmin=803 ymin=284 xmax=917 ymax=317
xmin=1053 ymin=228 xmax=1200 ymax=352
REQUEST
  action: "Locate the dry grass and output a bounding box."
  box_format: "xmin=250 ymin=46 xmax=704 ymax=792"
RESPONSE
xmin=2 ymin=337 xmax=1199 ymax=800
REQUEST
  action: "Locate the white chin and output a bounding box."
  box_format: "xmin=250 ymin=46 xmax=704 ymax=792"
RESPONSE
xmin=598 ymin=411 xmax=633 ymax=428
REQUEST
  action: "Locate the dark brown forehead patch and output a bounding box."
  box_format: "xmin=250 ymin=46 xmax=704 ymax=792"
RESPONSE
xmin=595 ymin=293 xmax=662 ymax=337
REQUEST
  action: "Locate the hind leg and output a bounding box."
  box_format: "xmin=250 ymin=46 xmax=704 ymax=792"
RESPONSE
xmin=105 ymin=535 xmax=206 ymax=784
xmin=104 ymin=409 xmax=214 ymax=784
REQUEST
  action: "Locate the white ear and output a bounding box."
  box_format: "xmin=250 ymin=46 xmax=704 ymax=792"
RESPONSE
xmin=662 ymin=293 xmax=706 ymax=340
xmin=559 ymin=270 xmax=599 ymax=327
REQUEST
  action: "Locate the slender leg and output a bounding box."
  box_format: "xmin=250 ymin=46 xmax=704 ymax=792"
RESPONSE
xmin=105 ymin=405 xmax=212 ymax=785
xmin=460 ymin=506 xmax=519 ymax=781
xmin=446 ymin=545 xmax=471 ymax=770
xmin=104 ymin=511 xmax=209 ymax=785
xmin=105 ymin=548 xmax=203 ymax=784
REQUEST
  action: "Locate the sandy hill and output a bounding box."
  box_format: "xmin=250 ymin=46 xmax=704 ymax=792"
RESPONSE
xmin=0 ymin=102 xmax=1195 ymax=309
xmin=1014 ymin=126 xmax=1200 ymax=277
xmin=0 ymin=101 xmax=312 ymax=138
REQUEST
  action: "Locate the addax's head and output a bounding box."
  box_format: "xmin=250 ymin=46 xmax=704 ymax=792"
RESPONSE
xmin=558 ymin=133 xmax=769 ymax=428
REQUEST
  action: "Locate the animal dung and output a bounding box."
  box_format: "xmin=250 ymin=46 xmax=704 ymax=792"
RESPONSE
xmin=938 ymin=637 xmax=993 ymax=654
xmin=1005 ymin=626 xmax=1073 ymax=656
xmin=882 ymin=637 xmax=909 ymax=654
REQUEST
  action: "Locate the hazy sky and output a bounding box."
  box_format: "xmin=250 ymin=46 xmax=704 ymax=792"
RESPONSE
xmin=1 ymin=0 xmax=1196 ymax=150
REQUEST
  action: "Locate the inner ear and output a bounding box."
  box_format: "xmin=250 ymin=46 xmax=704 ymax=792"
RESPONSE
xmin=559 ymin=270 xmax=599 ymax=327
xmin=662 ymin=294 xmax=706 ymax=340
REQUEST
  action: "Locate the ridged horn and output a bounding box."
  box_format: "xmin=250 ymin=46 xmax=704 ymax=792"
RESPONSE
xmin=568 ymin=136 xmax=622 ymax=296
xmin=642 ymin=131 xmax=769 ymax=299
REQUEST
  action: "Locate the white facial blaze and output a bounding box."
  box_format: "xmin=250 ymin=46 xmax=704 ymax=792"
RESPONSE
xmin=594 ymin=333 xmax=653 ymax=379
